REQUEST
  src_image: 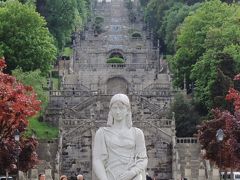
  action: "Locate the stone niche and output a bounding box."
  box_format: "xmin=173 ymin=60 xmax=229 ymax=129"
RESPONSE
xmin=106 ymin=77 xmax=129 ymax=94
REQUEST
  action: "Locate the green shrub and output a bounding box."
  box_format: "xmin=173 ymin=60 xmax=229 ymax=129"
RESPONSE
xmin=106 ymin=57 xmax=125 ymax=63
xmin=62 ymin=47 xmax=72 ymax=57
xmin=95 ymin=16 xmax=104 ymax=24
xmin=131 ymin=31 xmax=142 ymax=38
xmin=51 ymin=70 xmax=59 ymax=78
xmin=93 ymin=16 xmax=104 ymax=35
xmin=128 ymin=28 xmax=138 ymax=34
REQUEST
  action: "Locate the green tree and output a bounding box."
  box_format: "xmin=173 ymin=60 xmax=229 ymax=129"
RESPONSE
xmin=12 ymin=68 xmax=48 ymax=113
xmin=0 ymin=1 xmax=56 ymax=75
xmin=41 ymin=0 xmax=76 ymax=49
xmin=11 ymin=69 xmax=58 ymax=140
xmin=198 ymin=75 xmax=240 ymax=171
xmin=144 ymin=0 xmax=174 ymax=34
xmin=36 ymin=0 xmax=89 ymax=50
xmin=160 ymin=2 xmax=200 ymax=54
xmin=170 ymin=93 xmax=200 ymax=137
xmin=0 ymin=58 xmax=40 ymax=174
xmin=75 ymin=0 xmax=89 ymax=30
xmin=172 ymin=0 xmax=240 ymax=110
xmin=143 ymin=0 xmax=203 ymax=51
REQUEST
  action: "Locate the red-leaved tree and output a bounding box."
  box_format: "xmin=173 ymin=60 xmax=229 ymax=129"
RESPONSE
xmin=198 ymin=74 xmax=240 ymax=170
xmin=0 ymin=58 xmax=41 ymax=174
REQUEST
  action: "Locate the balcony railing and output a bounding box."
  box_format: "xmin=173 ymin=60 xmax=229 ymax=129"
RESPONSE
xmin=76 ymin=63 xmax=154 ymax=70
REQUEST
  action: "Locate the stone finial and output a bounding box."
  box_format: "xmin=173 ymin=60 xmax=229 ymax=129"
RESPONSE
xmin=212 ymin=167 xmax=220 ymax=180
xmin=185 ymin=161 xmax=191 ymax=169
xmin=45 ymin=169 xmax=53 ymax=180
xmin=172 ymin=112 xmax=175 ymax=120
xmin=19 ymin=171 xmax=26 ymax=180
xmin=185 ymin=148 xmax=191 ymax=162
xmin=199 ymin=162 xmax=205 ymax=169
xmin=184 ymin=162 xmax=192 ymax=179
xmin=46 ymin=143 xmax=51 ymax=162
xmin=30 ymin=169 xmax=38 ymax=180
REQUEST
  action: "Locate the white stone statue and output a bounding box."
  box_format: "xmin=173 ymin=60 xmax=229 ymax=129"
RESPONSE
xmin=93 ymin=94 xmax=148 ymax=180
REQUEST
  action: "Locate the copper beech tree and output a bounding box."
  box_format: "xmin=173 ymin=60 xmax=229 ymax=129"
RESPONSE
xmin=198 ymin=74 xmax=240 ymax=169
xmin=0 ymin=58 xmax=41 ymax=173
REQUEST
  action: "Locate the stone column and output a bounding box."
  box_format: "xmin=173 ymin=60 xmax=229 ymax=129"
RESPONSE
xmin=176 ymin=163 xmax=182 ymax=180
xmin=184 ymin=162 xmax=192 ymax=179
xmin=45 ymin=169 xmax=53 ymax=180
xmin=198 ymin=162 xmax=206 ymax=180
xmin=19 ymin=171 xmax=26 ymax=180
xmin=212 ymin=167 xmax=220 ymax=180
xmin=171 ymin=112 xmax=178 ymax=180
xmin=30 ymin=169 xmax=38 ymax=180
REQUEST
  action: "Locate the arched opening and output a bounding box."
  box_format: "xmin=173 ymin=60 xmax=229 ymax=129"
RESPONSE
xmin=131 ymin=32 xmax=142 ymax=39
xmin=106 ymin=77 xmax=129 ymax=95
xmin=107 ymin=49 xmax=125 ymax=64
xmin=109 ymin=52 xmax=124 ymax=59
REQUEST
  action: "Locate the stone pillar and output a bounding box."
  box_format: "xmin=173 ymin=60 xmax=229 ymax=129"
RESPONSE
xmin=176 ymin=163 xmax=182 ymax=180
xmin=30 ymin=169 xmax=38 ymax=180
xmin=184 ymin=162 xmax=192 ymax=179
xmin=198 ymin=162 xmax=206 ymax=180
xmin=171 ymin=112 xmax=178 ymax=180
xmin=212 ymin=167 xmax=220 ymax=180
xmin=19 ymin=171 xmax=26 ymax=180
xmin=54 ymin=172 xmax=60 ymax=180
xmin=45 ymin=169 xmax=53 ymax=180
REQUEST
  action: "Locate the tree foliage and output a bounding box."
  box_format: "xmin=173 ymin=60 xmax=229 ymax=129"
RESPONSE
xmin=172 ymin=0 xmax=240 ymax=110
xmin=170 ymin=93 xmax=200 ymax=137
xmin=0 ymin=58 xmax=41 ymax=173
xmin=198 ymin=75 xmax=240 ymax=169
xmin=0 ymin=1 xmax=56 ymax=75
xmin=12 ymin=68 xmax=48 ymax=114
xmin=143 ymin=0 xmax=203 ymax=50
xmin=160 ymin=2 xmax=200 ymax=54
xmin=36 ymin=0 xmax=90 ymax=50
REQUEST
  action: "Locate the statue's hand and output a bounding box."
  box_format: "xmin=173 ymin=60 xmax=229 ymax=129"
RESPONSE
xmin=119 ymin=170 xmax=136 ymax=180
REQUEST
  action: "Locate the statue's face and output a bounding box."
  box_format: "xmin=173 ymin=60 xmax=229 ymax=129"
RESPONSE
xmin=111 ymin=101 xmax=128 ymax=122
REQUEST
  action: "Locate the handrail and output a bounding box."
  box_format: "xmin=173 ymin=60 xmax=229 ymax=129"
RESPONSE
xmin=70 ymin=96 xmax=97 ymax=112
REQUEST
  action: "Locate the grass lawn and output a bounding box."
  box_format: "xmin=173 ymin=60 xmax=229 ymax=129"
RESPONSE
xmin=62 ymin=47 xmax=73 ymax=57
xmin=26 ymin=116 xmax=59 ymax=140
xmin=52 ymin=77 xmax=59 ymax=90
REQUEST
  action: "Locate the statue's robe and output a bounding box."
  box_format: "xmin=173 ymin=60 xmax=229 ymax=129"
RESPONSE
xmin=93 ymin=127 xmax=147 ymax=180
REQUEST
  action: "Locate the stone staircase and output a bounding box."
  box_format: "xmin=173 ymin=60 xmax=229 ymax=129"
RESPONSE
xmin=42 ymin=0 xmax=199 ymax=179
xmin=176 ymin=138 xmax=204 ymax=179
xmin=70 ymin=96 xmax=98 ymax=112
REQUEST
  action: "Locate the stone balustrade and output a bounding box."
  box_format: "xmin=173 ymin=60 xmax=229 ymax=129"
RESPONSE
xmin=49 ymin=88 xmax=173 ymax=99
xmin=75 ymin=63 xmax=154 ymax=71
xmin=49 ymin=90 xmax=98 ymax=97
xmin=62 ymin=83 xmax=90 ymax=91
xmin=148 ymin=118 xmax=173 ymax=128
xmin=143 ymin=83 xmax=171 ymax=90
xmin=177 ymin=137 xmax=198 ymax=144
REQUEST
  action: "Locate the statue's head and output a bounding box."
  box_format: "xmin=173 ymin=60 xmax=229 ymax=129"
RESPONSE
xmin=107 ymin=93 xmax=132 ymax=128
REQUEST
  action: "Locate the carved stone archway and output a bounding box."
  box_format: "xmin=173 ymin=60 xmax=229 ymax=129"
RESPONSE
xmin=106 ymin=76 xmax=129 ymax=95
xmin=108 ymin=49 xmax=125 ymax=60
